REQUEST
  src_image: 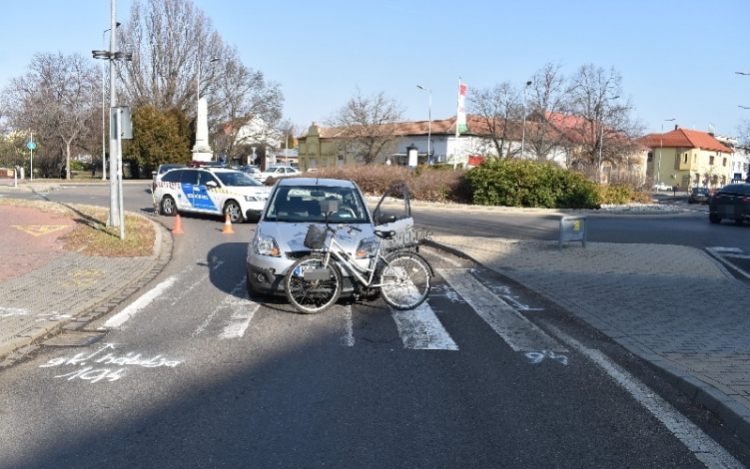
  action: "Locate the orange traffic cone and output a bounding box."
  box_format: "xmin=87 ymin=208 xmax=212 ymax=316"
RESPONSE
xmin=222 ymin=214 xmax=235 ymax=234
xmin=172 ymin=214 xmax=184 ymax=234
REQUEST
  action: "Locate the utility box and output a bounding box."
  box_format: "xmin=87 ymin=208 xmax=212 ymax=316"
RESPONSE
xmin=559 ymin=215 xmax=587 ymax=250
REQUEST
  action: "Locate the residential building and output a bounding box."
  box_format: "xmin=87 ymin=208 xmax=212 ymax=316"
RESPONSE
xmin=637 ymin=127 xmax=734 ymax=190
xmin=713 ymin=135 xmax=749 ymax=183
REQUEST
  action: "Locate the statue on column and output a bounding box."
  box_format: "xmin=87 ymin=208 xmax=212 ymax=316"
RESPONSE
xmin=192 ymin=97 xmax=213 ymax=162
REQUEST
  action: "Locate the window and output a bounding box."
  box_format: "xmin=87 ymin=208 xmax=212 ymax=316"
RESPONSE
xmin=647 ymin=152 xmax=653 ymax=162
xmin=710 ymin=156 xmax=715 ymax=165
xmin=161 ymin=170 xmax=183 ymax=183
xmin=181 ymin=170 xmax=199 ymax=185
xmin=723 ymin=158 xmax=727 ymax=167
xmin=683 ymin=154 xmax=688 ymax=164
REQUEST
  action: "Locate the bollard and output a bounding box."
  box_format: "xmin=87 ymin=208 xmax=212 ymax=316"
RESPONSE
xmin=559 ymin=215 xmax=587 ymax=250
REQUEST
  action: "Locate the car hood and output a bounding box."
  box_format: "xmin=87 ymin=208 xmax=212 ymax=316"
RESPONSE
xmin=259 ymin=222 xmax=375 ymax=254
xmin=223 ymin=186 xmax=272 ymax=197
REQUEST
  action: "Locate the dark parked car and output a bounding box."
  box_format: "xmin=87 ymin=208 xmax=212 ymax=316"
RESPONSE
xmin=708 ymin=183 xmax=750 ymax=224
xmin=688 ymin=187 xmax=710 ymax=204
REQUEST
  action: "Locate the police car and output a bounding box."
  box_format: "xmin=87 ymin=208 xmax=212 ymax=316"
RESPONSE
xmin=154 ymin=167 xmax=272 ymax=223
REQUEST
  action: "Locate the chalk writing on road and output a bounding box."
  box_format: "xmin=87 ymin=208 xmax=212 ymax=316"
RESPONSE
xmin=525 ymin=350 xmax=569 ymax=366
xmin=39 ymin=343 xmax=182 ymax=383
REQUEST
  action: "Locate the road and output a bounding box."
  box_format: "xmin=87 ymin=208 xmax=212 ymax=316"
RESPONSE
xmin=1 ymin=182 xmax=749 ymax=468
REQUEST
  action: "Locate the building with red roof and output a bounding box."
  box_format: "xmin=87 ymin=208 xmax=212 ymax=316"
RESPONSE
xmin=637 ymin=127 xmax=734 ymax=190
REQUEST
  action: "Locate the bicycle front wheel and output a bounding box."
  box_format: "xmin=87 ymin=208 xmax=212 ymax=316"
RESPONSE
xmin=378 ymin=252 xmax=432 ymax=310
xmin=284 ymin=255 xmax=342 ymax=314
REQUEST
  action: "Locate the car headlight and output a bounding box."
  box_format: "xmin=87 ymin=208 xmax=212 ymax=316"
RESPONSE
xmin=356 ymin=237 xmax=378 ymax=258
xmin=254 ymin=234 xmax=280 ymax=257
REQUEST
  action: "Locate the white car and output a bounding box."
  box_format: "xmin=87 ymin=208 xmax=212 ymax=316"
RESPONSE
xmin=652 ymin=182 xmax=672 ymax=191
xmin=155 ymin=167 xmax=271 ymax=223
xmin=246 ymin=178 xmax=417 ymax=299
xmin=257 ymin=165 xmax=301 ymax=183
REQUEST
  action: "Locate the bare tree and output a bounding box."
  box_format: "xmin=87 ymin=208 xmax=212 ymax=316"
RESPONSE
xmin=211 ymin=47 xmax=284 ymax=161
xmin=467 ymin=82 xmax=522 ymax=159
xmin=2 ymin=52 xmax=98 ymax=179
xmin=325 ymin=89 xmax=404 ymax=165
xmin=525 ymin=62 xmax=570 ymax=162
xmin=565 ymin=64 xmax=641 ymax=173
xmin=117 ymin=0 xmax=284 ymax=159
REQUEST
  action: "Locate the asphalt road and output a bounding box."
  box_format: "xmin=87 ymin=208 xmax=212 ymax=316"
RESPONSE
xmin=1 ymin=183 xmax=749 ymax=468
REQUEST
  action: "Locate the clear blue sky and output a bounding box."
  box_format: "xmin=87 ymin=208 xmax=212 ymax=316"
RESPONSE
xmin=1 ymin=0 xmax=749 ymax=137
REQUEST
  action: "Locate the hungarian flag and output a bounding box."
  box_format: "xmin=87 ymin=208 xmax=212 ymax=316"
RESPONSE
xmin=457 ymin=81 xmax=468 ymax=134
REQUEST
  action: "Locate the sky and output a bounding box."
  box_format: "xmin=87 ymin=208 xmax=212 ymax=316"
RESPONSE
xmin=1 ymin=0 xmax=749 ymax=138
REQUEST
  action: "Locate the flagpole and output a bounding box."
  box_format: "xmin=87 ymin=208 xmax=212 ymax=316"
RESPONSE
xmin=454 ymin=78 xmax=460 ymax=170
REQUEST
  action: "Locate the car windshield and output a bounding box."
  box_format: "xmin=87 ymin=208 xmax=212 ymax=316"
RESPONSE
xmin=693 ymin=188 xmax=709 ymax=194
xmin=215 ymin=171 xmax=263 ymax=187
xmin=265 ymin=185 xmax=369 ymax=223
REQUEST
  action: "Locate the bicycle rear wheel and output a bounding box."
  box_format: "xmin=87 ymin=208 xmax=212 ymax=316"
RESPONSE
xmin=284 ymin=255 xmax=342 ymax=314
xmin=378 ymin=252 xmax=431 ymax=310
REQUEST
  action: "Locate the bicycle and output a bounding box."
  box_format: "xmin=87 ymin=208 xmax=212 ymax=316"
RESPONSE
xmin=283 ymin=214 xmax=433 ymax=314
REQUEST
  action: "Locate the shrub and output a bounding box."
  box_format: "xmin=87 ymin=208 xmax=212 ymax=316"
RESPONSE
xmin=299 ymin=165 xmax=470 ymax=203
xmin=463 ymin=159 xmax=600 ymax=209
xmin=596 ymin=184 xmax=633 ymax=205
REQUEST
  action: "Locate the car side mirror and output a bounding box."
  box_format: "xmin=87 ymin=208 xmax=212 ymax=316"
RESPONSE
xmin=151 ymin=171 xmax=157 ymax=177
xmin=378 ymin=215 xmax=397 ymax=225
xmin=206 ymin=181 xmax=218 ymax=187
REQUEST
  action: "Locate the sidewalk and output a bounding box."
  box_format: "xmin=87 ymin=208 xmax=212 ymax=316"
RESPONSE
xmin=3 ymin=181 xmax=750 ymax=444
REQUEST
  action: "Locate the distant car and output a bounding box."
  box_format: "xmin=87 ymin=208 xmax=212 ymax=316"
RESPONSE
xmin=154 ymin=167 xmax=271 ymax=223
xmin=257 ymin=165 xmax=302 ymax=183
xmin=708 ymin=183 xmax=750 ymax=225
xmin=652 ymin=182 xmax=672 ymax=191
xmin=152 ymin=164 xmax=187 ymax=191
xmin=237 ymin=165 xmax=261 ymax=177
xmin=688 ymin=187 xmax=710 ymax=204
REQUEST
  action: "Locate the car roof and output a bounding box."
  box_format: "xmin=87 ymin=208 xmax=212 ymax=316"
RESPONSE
xmin=276 ymin=177 xmax=355 ymax=188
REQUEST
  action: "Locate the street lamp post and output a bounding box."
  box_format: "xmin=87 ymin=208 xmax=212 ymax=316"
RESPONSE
xmin=521 ymin=80 xmax=532 ymax=158
xmin=197 ymin=57 xmax=220 ymax=109
xmin=100 ymin=22 xmax=121 ymax=181
xmin=92 ymin=0 xmax=132 ymax=228
xmin=417 ymin=85 xmax=432 ymax=162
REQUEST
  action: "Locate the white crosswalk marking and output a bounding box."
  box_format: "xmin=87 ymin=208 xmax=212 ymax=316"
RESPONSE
xmin=218 ymin=280 xmax=260 ymax=339
xmin=438 ymin=268 xmax=566 ymax=353
xmin=392 ymin=302 xmax=458 ymax=350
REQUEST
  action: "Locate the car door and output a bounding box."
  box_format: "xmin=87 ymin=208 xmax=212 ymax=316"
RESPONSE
xmin=372 ymin=184 xmax=416 ymax=252
xmin=190 ymin=170 xmax=221 ymax=213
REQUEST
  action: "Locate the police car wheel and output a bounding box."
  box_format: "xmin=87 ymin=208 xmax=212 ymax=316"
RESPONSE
xmin=160 ymin=195 xmax=177 ymax=217
xmin=224 ymin=200 xmax=243 ymax=223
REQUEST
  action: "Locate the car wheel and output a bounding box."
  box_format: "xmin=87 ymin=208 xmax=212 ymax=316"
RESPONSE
xmin=224 ymin=200 xmax=243 ymax=223
xmin=709 ymin=213 xmax=721 ymax=224
xmin=160 ymin=195 xmax=177 ymax=217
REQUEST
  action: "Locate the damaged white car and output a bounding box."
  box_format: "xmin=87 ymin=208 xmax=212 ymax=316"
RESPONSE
xmin=246 ymin=178 xmax=418 ymax=299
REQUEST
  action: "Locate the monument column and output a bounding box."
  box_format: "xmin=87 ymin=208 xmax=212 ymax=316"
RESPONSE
xmin=192 ymin=97 xmax=213 ymax=162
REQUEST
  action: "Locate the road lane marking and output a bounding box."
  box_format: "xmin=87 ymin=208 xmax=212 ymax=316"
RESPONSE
xmin=438 ymin=268 xmax=566 ymax=353
xmin=218 ymin=280 xmax=260 ymax=339
xmin=11 ymin=225 xmax=70 ymax=236
xmin=102 ymin=276 xmax=178 ymax=329
xmin=392 ymin=301 xmax=459 ymax=350
xmin=545 ymin=322 xmax=745 ymax=469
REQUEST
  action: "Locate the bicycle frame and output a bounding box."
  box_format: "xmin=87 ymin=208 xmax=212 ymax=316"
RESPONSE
xmin=315 ymin=225 xmax=390 ymax=290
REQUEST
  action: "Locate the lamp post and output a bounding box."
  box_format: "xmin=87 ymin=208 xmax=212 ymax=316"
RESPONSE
xmin=92 ymin=0 xmax=132 ymax=228
xmin=658 ymin=118 xmax=676 ymax=187
xmin=197 ymin=57 xmax=220 ymax=109
xmin=521 ymin=80 xmax=532 ymax=158
xmin=417 ymin=85 xmax=432 ymax=162
xmin=100 ymin=22 xmax=121 ymax=181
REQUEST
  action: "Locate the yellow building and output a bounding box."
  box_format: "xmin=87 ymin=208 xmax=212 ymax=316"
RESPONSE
xmin=638 ymin=127 xmax=733 ymax=190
